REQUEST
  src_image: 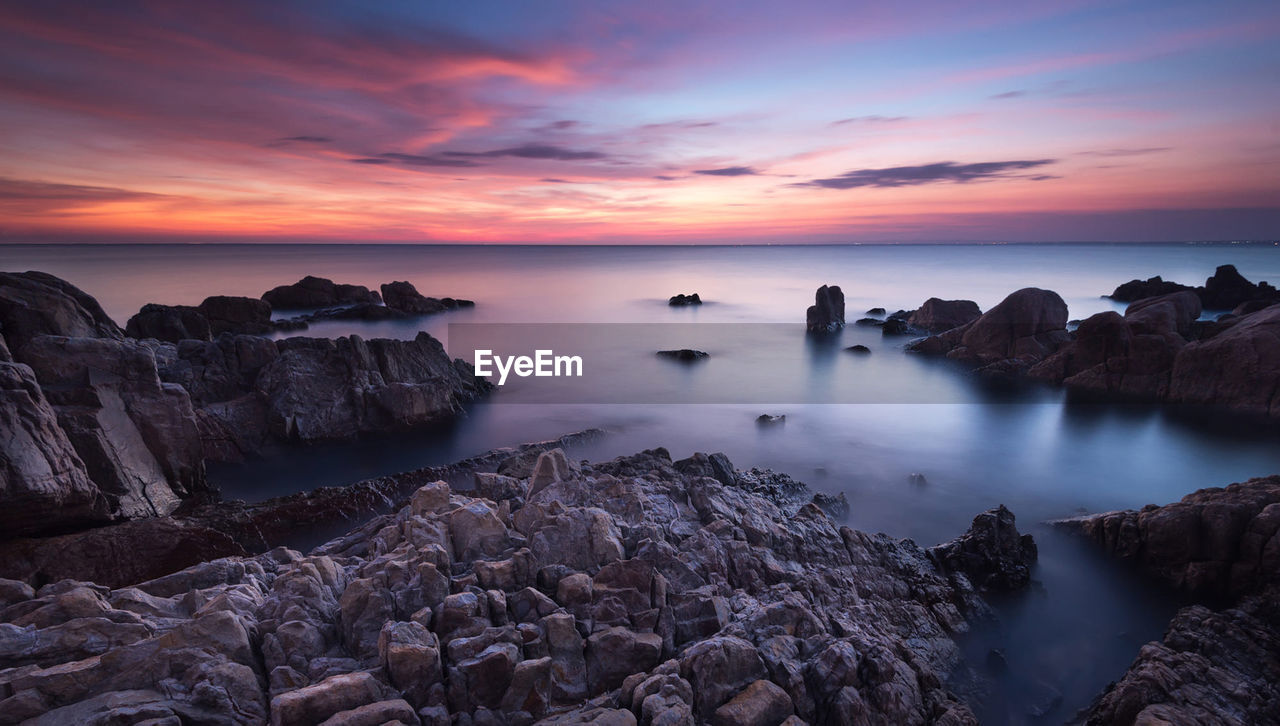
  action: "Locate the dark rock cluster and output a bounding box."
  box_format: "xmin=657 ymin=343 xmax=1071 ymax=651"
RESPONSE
xmin=1055 ymin=476 xmax=1280 ymax=724
xmin=0 ymin=446 xmax=1029 ymax=725
xmin=668 ymin=294 xmax=702 ymax=307
xmin=805 ymin=285 xmax=845 ymax=333
xmin=908 ymin=288 xmax=1070 ymax=375
xmin=1108 ymin=264 xmax=1280 ymax=311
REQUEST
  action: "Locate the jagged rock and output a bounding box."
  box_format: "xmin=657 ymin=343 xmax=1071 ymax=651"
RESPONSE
xmin=0 ymin=271 xmax=122 ymax=353
xmin=254 ymin=333 xmax=490 ymax=442
xmin=125 ymin=303 xmax=212 ymax=343
xmin=668 ymin=294 xmax=702 ymax=306
xmin=0 ymin=362 xmax=106 ymax=537
xmin=908 ymin=298 xmax=981 ymax=333
xmin=1201 ymin=264 xmax=1280 ymax=310
xmin=712 ymin=679 xmax=794 ymax=726
xmin=269 ymin=671 xmax=388 ymax=726
xmin=1168 ymin=305 xmax=1280 ymax=417
xmin=755 ymin=414 xmax=785 ymax=427
xmin=928 ymin=505 xmax=1037 ymax=591
xmin=586 ymin=627 xmax=663 ymax=693
xmin=805 ymin=285 xmax=845 ymax=333
xmin=262 ymin=276 xmax=382 ymax=310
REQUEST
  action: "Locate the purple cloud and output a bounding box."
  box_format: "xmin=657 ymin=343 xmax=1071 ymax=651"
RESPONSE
xmin=795 ymin=159 xmax=1056 ymax=189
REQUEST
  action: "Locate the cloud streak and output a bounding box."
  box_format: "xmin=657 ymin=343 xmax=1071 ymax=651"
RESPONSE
xmin=794 ymin=160 xmax=1057 ymax=189
xmin=694 ymin=166 xmax=758 ymax=177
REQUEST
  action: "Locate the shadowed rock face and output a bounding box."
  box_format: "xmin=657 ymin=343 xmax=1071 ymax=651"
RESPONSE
xmin=0 ymin=447 xmax=1031 ymax=725
xmin=1056 ymin=477 xmax=1280 ymax=724
xmin=908 ymin=288 xmax=1069 ymax=375
xmin=1107 ymin=264 xmax=1280 ymax=310
xmin=908 ymin=298 xmax=981 ymax=333
xmin=0 ymin=273 xmax=207 ymax=539
xmin=805 ymin=285 xmax=845 ymax=333
xmin=262 ymin=275 xmax=382 ymax=309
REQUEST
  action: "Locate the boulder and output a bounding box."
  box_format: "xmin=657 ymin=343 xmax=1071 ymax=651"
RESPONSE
xmin=269 ymin=671 xmax=388 ymax=726
xmin=381 ymin=281 xmax=446 ymax=315
xmin=844 ymin=345 xmax=870 ymax=355
xmin=1168 ymin=305 xmax=1280 ymax=417
xmin=1200 ymin=264 xmax=1279 ymax=310
xmin=586 ymin=627 xmax=663 ymax=694
xmin=805 ymin=285 xmax=845 ymax=333
xmin=711 ymin=679 xmax=793 ymax=726
xmin=125 ymin=304 xmax=211 ymax=343
xmin=950 ymin=288 xmax=1068 ymax=366
xmin=1107 ymin=275 xmax=1193 ymax=303
xmin=907 ymin=298 xmax=981 ymax=333
xmin=0 ymin=271 xmax=122 ymax=354
xmin=928 ymin=505 xmax=1037 ymax=591
xmin=261 ymin=276 xmax=381 ymax=309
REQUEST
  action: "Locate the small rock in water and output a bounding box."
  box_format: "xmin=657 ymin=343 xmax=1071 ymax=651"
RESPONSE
xmin=866 ymin=307 xmax=886 ymax=315
xmin=855 ymin=317 xmax=885 ymax=327
xmin=908 ymin=472 xmax=927 ymax=486
xmin=986 ymin=648 xmax=1009 ymax=673
xmin=756 ymin=414 xmax=786 ymax=426
xmin=668 ymin=293 xmax=702 ymax=306
xmin=845 ymin=344 xmax=871 ymax=355
xmin=881 ymin=318 xmax=920 ymax=336
xmin=656 ymin=348 xmax=709 ymax=361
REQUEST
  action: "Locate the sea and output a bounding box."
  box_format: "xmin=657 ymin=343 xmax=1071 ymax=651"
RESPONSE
xmin=4 ymin=241 xmax=1279 ymax=722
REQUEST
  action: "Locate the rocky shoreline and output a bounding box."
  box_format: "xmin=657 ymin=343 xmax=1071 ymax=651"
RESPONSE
xmin=0 ymin=445 xmax=1037 ymax=725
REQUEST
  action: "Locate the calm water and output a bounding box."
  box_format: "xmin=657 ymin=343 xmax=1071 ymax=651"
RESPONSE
xmin=5 ymin=242 xmax=1280 ymax=722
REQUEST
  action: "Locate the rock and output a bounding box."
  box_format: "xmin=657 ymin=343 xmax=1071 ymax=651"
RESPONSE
xmin=908 ymin=473 xmax=927 ymax=486
xmin=711 ymin=679 xmax=793 ymax=726
xmin=262 ymin=276 xmax=381 ymax=310
xmin=269 ymin=671 xmax=388 ymax=726
xmin=528 ymin=448 xmax=579 ymax=497
xmin=198 ymin=295 xmax=274 ymax=336
xmin=1052 ymin=475 xmax=1280 ymax=598
xmin=655 ymin=349 xmax=708 ymax=362
xmin=0 ymin=361 xmax=107 ymax=537
xmin=381 ymin=281 xmax=453 ymax=315
xmin=844 ymin=345 xmax=870 ymax=355
xmin=907 ymin=298 xmax=981 ymax=333
xmin=0 ymin=271 xmax=122 ymax=353
xmin=1201 ymin=264 xmax=1279 ymax=310
xmin=586 ymin=627 xmax=663 ymax=694
xmin=854 ymin=317 xmax=883 ymax=327
xmin=805 ymin=285 xmax=845 ymax=333
xmin=1107 ymin=275 xmax=1194 ymax=302
xmin=125 ymin=304 xmax=212 ymax=343
xmin=880 ymin=318 xmax=920 ymax=336
xmin=865 ymin=307 xmax=886 ymax=315
xmin=755 ymin=414 xmax=785 ymax=427
xmin=379 ymin=620 xmax=441 ymax=707
xmin=1167 ymin=305 xmax=1280 ymax=417
xmin=950 ymin=288 xmax=1068 ymax=366
xmin=317 ymin=698 xmax=418 ymax=726
xmin=680 ymin=636 xmax=767 ymax=717
xmin=668 ymin=293 xmax=702 ymax=306
xmin=255 ymin=333 xmax=491 ymax=441
xmin=928 ymin=505 xmax=1037 ymax=591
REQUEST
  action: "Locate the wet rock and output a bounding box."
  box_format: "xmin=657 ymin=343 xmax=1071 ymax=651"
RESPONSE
xmin=880 ymin=317 xmax=921 ymax=336
xmin=380 ymin=281 xmax=471 ymax=315
xmin=655 ymin=349 xmax=708 ymax=362
xmin=908 ymin=298 xmax=982 ymax=333
xmin=1201 ymin=264 xmax=1280 ymax=310
xmin=928 ymin=505 xmax=1037 ymax=592
xmin=865 ymin=307 xmax=886 ymax=315
xmin=805 ymin=285 xmax=845 ymax=333
xmin=854 ymin=317 xmax=883 ymax=327
xmin=1168 ymin=305 xmax=1280 ymax=417
xmin=949 ymin=288 xmax=1068 ymax=366
xmin=844 ymin=344 xmax=870 ymax=354
xmin=755 ymin=414 xmax=785 ymax=427
xmin=668 ymin=293 xmax=702 ymax=306
xmin=262 ymin=276 xmax=382 ymax=309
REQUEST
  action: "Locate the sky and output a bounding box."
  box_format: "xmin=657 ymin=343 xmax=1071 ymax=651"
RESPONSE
xmin=1 ymin=0 xmax=1278 ymax=244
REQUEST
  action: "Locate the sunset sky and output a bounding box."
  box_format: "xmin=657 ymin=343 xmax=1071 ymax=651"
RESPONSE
xmin=1 ymin=0 xmax=1278 ymax=244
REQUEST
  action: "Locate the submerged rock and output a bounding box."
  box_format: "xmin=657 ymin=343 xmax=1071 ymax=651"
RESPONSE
xmin=1107 ymin=275 xmax=1194 ymax=303
xmin=844 ymin=344 xmax=871 ymax=354
xmin=928 ymin=505 xmax=1037 ymax=592
xmin=755 ymin=414 xmax=785 ymax=426
xmin=656 ymin=349 xmax=708 ymax=362
xmin=0 ymin=446 xmax=1014 ymax=724
xmin=668 ymin=293 xmax=702 ymax=306
xmin=380 ymin=280 xmax=473 ymax=315
xmin=805 ymin=285 xmax=845 ymax=333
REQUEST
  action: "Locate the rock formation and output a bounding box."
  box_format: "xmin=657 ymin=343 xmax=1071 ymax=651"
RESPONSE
xmin=381 ymin=281 xmax=474 ymax=316
xmin=907 ymin=299 xmax=982 ymax=333
xmin=126 ymin=296 xmax=276 ymax=343
xmin=1055 ymin=476 xmax=1280 ymax=724
xmin=805 ymin=285 xmax=845 ymax=333
xmin=656 ymin=349 xmax=708 ymax=362
xmin=262 ymin=276 xmax=382 ymax=309
xmin=908 ymin=288 xmax=1069 ymax=375
xmin=0 ymin=446 xmax=1035 ymax=724
xmin=1107 ymin=264 xmax=1280 ymax=310
xmin=668 ymin=294 xmax=702 ymax=306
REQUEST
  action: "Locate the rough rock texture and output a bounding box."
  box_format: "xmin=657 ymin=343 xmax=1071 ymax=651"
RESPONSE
xmin=198 ymin=296 xmax=275 ymax=336
xmin=907 ymin=299 xmax=982 ymax=334
xmin=253 ymin=333 xmax=490 ymax=443
xmin=0 ymin=447 xmax=1028 ymax=724
xmin=909 ymin=288 xmax=1069 ymax=375
xmin=1166 ymin=305 xmax=1280 ymax=417
xmin=262 ymin=276 xmax=381 ymax=309
xmin=380 ymin=281 xmax=473 ymax=315
xmin=668 ymin=294 xmax=702 ymax=307
xmin=927 ymin=506 xmax=1037 ymax=592
xmin=1107 ymin=275 xmax=1194 ymax=303
xmin=1052 ymin=476 xmax=1280 ymax=599
xmin=0 ymin=272 xmax=208 ymax=539
xmin=1058 ymin=477 xmax=1280 ymax=725
xmin=805 ymin=285 xmax=845 ymax=333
